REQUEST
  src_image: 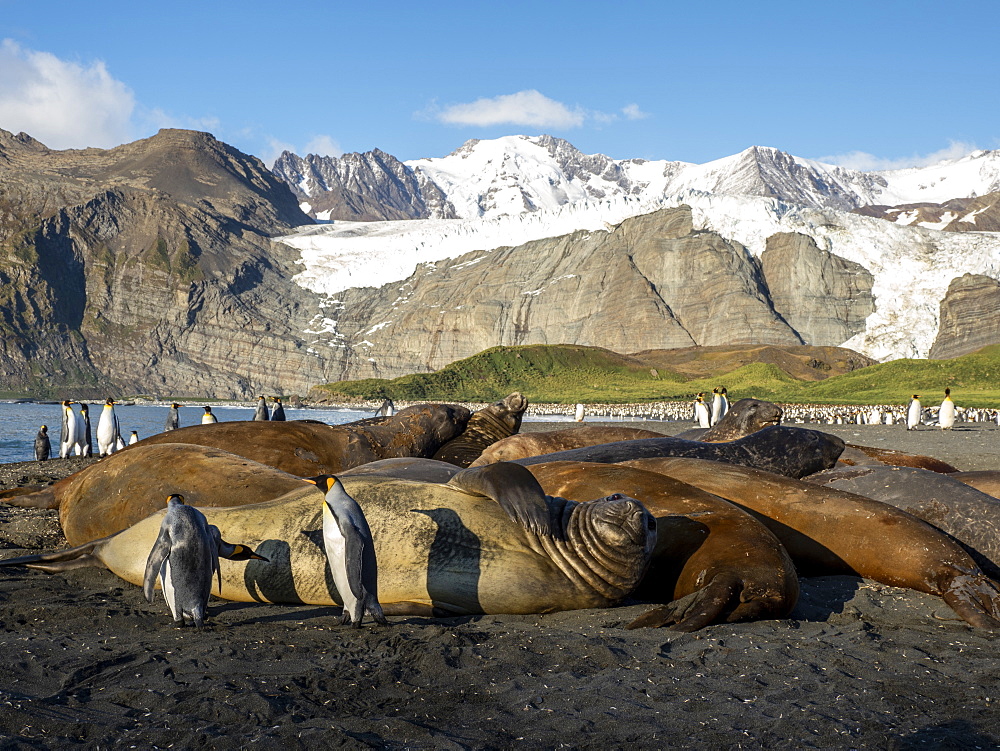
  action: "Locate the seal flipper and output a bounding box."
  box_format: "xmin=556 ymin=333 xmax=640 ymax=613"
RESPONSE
xmin=0 ymin=486 xmax=58 ymax=509
xmin=0 ymin=535 xmax=114 ymax=573
xmin=625 ymin=573 xmax=741 ymax=631
xmin=447 ymin=462 xmax=553 ymax=537
xmin=942 ymin=573 xmax=1000 ymax=629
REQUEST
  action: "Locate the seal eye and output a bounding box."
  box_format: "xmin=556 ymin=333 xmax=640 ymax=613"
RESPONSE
xmin=607 ymin=493 xmax=624 ymax=501
xmin=647 ymin=517 xmax=656 ymax=532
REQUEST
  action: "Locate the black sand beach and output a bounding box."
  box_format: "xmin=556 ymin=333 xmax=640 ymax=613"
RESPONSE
xmin=1 ymin=421 xmax=999 ymax=748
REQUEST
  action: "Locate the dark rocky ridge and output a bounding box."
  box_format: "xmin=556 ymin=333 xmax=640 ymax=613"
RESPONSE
xmin=852 ymin=191 xmax=1000 ymax=232
xmin=0 ymin=128 xmax=341 ymax=398
xmin=928 ymin=273 xmax=1000 ymax=359
xmin=323 ymin=206 xmax=879 ymax=380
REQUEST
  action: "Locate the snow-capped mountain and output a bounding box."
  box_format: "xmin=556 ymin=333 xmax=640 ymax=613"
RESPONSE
xmin=272 ymin=135 xmax=1000 ymax=366
xmin=273 ymin=135 xmax=1000 ymax=221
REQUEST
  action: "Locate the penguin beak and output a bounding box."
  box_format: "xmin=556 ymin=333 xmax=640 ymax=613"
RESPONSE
xmin=224 ymin=544 xmax=269 ymax=562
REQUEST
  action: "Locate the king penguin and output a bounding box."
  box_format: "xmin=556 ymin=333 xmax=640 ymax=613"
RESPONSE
xmin=164 ymin=403 xmax=181 ymax=432
xmin=270 ymin=397 xmax=286 ymax=421
xmin=373 ymin=397 xmax=394 ymax=418
xmin=143 ymin=494 xmax=267 ymax=627
xmin=128 ymin=430 xmax=139 ymax=445
xmin=34 ymin=425 xmax=50 ymax=462
xmin=710 ymin=387 xmax=729 ymax=426
xmin=59 ymin=401 xmax=77 ymax=459
xmin=76 ymin=403 xmax=92 ymax=457
xmin=694 ymin=393 xmax=711 ymax=429
xmin=906 ymin=395 xmax=922 ymax=430
xmin=201 ymin=406 xmax=218 ymax=424
xmin=939 ymin=388 xmax=956 ymax=430
xmin=253 ymin=396 xmax=270 ymax=421
xmin=305 ymin=475 xmax=388 ymax=627
xmin=97 ymin=399 xmax=121 ymax=457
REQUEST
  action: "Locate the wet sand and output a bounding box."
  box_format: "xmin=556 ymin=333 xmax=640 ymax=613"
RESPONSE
xmin=0 ymin=422 xmax=998 ymax=748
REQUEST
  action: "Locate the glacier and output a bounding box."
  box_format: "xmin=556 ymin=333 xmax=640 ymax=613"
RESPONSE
xmin=274 ymin=135 xmax=1000 ymax=363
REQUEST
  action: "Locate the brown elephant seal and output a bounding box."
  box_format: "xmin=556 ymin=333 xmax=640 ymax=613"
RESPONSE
xmin=0 ymin=470 xmax=657 ymax=618
xmin=838 ymin=444 xmax=959 ymax=473
xmin=804 ymin=465 xmax=1000 ymax=579
xmin=674 ymin=398 xmax=783 ymax=442
xmin=950 ymin=471 xmax=1000 ymax=499
xmin=132 ymin=402 xmax=473 ymax=476
xmin=620 ymin=456 xmax=1000 ymax=629
xmin=527 ymin=461 xmax=799 ymax=631
xmin=431 ymin=393 xmax=528 ymax=467
xmin=512 ymin=426 xmax=845 ymax=480
xmin=1 ymin=444 xmax=308 ymax=545
xmin=468 ymin=426 xmax=665 ymax=467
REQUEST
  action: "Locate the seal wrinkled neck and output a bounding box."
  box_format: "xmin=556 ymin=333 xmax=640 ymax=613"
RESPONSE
xmin=538 ymin=495 xmax=655 ymax=601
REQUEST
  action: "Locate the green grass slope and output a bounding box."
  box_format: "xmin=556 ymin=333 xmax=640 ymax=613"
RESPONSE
xmin=310 ymin=343 xmax=1000 ymax=408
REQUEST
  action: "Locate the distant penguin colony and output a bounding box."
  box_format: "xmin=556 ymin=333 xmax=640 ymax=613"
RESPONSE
xmin=201 ymin=406 xmax=218 ymax=424
xmin=97 ymin=399 xmax=121 ymax=457
xmin=254 ymin=396 xmax=270 ymax=421
xmin=143 ymin=494 xmax=266 ymax=627
xmin=270 ymin=397 xmax=286 ymax=421
xmin=34 ymin=426 xmax=50 ymax=462
xmin=164 ymin=403 xmax=181 ymax=431
xmin=306 ymin=475 xmax=387 ymax=627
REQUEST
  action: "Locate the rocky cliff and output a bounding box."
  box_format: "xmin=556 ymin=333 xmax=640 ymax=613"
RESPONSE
xmin=928 ymin=274 xmax=1000 ymax=359
xmin=315 ymin=206 xmax=880 ymax=380
xmin=0 ymin=128 xmax=340 ymax=398
xmin=852 ymin=192 xmax=1000 ymax=232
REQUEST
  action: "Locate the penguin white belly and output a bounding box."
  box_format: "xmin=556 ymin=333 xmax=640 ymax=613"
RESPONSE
xmin=322 ymin=505 xmax=355 ymax=611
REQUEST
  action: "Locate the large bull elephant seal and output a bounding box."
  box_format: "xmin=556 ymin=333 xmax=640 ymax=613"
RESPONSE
xmin=804 ymin=465 xmax=1000 ymax=578
xmin=526 ymin=461 xmax=799 ymax=631
xmin=431 ymin=393 xmax=528 ymax=467
xmin=674 ymin=398 xmax=783 ymax=442
xmin=619 ymin=456 xmax=1000 ymax=629
xmin=5 ymin=444 xmax=308 ymax=545
xmin=468 ymin=426 xmax=665 ymax=467
xmin=134 ymin=402 xmax=474 ymax=476
xmin=0 ymin=469 xmax=657 ymax=618
xmin=512 ymin=426 xmax=846 ymax=480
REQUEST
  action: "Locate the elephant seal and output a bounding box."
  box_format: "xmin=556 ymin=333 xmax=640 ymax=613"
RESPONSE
xmin=838 ymin=444 xmax=959 ymax=473
xmin=620 ymin=456 xmax=1000 ymax=629
xmin=526 ymin=461 xmax=799 ymax=631
xmin=804 ymin=465 xmax=1000 ymax=578
xmin=951 ymin=471 xmax=1000 ymax=499
xmin=512 ymin=426 xmax=846 ymax=480
xmin=469 ymin=426 xmax=665 ymax=467
xmin=2 ymin=443 xmax=309 ymax=545
xmin=432 ymin=393 xmax=528 ymax=467
xmin=0 ymin=470 xmax=657 ymax=618
xmin=674 ymin=398 xmax=783 ymax=442
xmin=133 ymin=402 xmax=474 ymax=476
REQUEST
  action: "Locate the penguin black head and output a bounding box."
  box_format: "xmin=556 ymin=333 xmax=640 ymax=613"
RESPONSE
xmin=273 ymin=396 xmax=282 ymax=403
xmin=172 ymin=403 xmax=181 ymax=409
xmin=912 ymin=394 xmax=920 ymax=399
xmin=40 ymin=425 xmax=47 ymax=433
xmin=79 ymin=404 xmax=88 ymax=414
xmin=105 ymin=398 xmax=115 ymax=405
xmin=303 ymin=475 xmax=339 ymax=493
xmin=166 ymin=493 xmax=185 ymax=505
xmin=945 ymin=388 xmax=951 ymax=397
xmin=203 ymin=406 xmax=213 ymax=413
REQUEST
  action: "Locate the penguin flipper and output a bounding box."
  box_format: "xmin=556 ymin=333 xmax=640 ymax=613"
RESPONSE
xmin=447 ymin=463 xmax=553 ymax=537
xmin=143 ymin=528 xmax=172 ymax=603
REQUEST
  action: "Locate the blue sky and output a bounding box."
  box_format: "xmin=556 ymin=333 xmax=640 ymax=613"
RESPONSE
xmin=1 ymin=0 xmax=997 ymax=169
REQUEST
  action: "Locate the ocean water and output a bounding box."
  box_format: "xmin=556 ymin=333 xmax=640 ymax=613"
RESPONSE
xmin=0 ymin=402 xmax=373 ymax=464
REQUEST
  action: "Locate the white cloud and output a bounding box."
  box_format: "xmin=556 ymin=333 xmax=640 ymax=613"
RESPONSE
xmin=305 ymin=134 xmax=342 ymax=157
xmin=622 ymin=103 xmax=649 ymax=120
xmin=0 ymin=39 xmax=135 ymax=149
xmin=818 ymin=141 xmax=980 ymax=171
xmin=436 ymin=90 xmax=586 ymax=128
